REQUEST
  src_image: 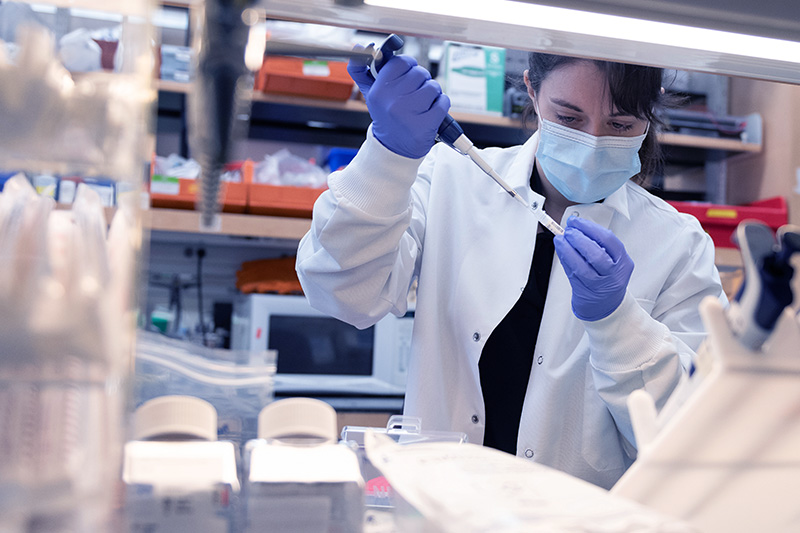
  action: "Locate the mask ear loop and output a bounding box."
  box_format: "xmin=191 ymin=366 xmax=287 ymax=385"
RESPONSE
xmin=533 ymin=99 xmax=543 ymax=131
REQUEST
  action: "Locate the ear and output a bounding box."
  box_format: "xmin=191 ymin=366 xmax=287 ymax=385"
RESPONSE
xmin=523 ymin=69 xmax=540 ymax=119
xmin=523 ymin=69 xmax=536 ymax=101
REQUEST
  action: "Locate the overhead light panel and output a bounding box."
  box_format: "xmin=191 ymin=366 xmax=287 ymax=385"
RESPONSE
xmin=364 ymin=0 xmax=800 ymax=64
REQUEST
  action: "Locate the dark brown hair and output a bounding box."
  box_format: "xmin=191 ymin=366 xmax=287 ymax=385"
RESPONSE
xmin=524 ymin=53 xmax=671 ymax=185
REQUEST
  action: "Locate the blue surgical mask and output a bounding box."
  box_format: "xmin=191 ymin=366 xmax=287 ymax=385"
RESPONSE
xmin=535 ymin=117 xmax=649 ymax=204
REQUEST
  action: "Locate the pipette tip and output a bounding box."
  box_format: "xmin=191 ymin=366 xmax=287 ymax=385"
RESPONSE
xmin=530 ymin=204 xmax=564 ymax=236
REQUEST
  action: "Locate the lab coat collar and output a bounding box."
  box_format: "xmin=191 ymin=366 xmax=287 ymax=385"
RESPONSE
xmin=599 ymin=182 xmax=631 ymax=221
xmin=506 ymin=130 xmax=632 ymax=223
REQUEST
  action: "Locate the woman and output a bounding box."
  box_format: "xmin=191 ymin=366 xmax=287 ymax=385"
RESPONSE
xmin=295 ymin=50 xmax=724 ymax=489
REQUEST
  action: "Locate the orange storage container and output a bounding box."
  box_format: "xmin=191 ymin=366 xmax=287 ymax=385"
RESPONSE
xmin=236 ymin=256 xmax=303 ymax=295
xmin=150 ymin=160 xmax=252 ymax=213
xmin=255 ymin=56 xmax=354 ymax=101
xmin=668 ymin=196 xmax=788 ymax=248
xmin=247 ymin=182 xmax=326 ymax=218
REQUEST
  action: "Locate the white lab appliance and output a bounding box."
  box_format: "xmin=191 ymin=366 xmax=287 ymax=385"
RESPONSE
xmin=232 ymin=294 xmax=413 ymax=396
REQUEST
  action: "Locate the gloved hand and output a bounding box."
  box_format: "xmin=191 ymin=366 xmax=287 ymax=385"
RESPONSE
xmin=554 ymin=217 xmax=634 ymax=321
xmin=346 ymin=45 xmax=374 ymax=96
xmin=347 ymin=53 xmax=450 ymax=159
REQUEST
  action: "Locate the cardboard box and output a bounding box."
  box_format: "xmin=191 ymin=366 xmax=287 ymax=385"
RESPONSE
xmin=440 ymin=43 xmax=506 ymax=115
xmin=668 ymin=196 xmax=788 ymax=248
xmin=150 ymin=160 xmax=251 ymax=213
xmin=255 ymin=56 xmax=354 ymax=101
xmin=159 ymin=44 xmax=193 ymax=83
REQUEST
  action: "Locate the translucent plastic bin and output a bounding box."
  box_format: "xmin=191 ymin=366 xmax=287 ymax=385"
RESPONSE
xmin=0 ymin=3 xmax=155 ymax=529
xmin=0 ymin=2 xmax=155 ymax=178
xmin=134 ymin=331 xmax=277 ymax=448
xmin=340 ymin=416 xmax=468 ymax=507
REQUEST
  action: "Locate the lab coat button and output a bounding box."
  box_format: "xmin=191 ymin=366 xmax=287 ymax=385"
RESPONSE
xmin=472 ymin=332 xmax=480 ymax=342
xmin=524 ymin=449 xmax=534 ymax=458
xmin=471 ymin=415 xmax=479 ymax=424
xmin=537 ymin=355 xmax=543 ymax=365
xmin=571 ymin=210 xmax=580 ymax=218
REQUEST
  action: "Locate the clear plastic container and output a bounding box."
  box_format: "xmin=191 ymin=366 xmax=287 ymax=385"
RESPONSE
xmin=134 ymin=330 xmax=277 ymax=448
xmin=0 ymin=3 xmax=154 ymax=529
xmin=341 ymin=416 xmax=469 ymax=508
xmin=0 ymin=1 xmax=155 ymax=178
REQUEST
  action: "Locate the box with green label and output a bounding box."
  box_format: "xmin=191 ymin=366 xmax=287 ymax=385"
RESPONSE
xmin=255 ymin=56 xmax=354 ymax=101
xmin=440 ymin=43 xmax=506 ymax=116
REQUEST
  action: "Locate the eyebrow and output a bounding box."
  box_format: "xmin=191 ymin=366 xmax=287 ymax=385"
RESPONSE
xmin=549 ymin=97 xmax=635 ymax=118
xmin=550 ymin=98 xmax=583 ymax=113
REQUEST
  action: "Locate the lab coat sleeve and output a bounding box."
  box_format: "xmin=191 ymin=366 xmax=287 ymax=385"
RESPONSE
xmin=296 ymin=126 xmax=429 ymax=329
xmin=582 ymin=225 xmax=723 ymax=453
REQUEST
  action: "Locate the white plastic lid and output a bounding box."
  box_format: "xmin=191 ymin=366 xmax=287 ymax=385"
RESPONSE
xmin=134 ymin=395 xmax=218 ymax=441
xmin=258 ymin=397 xmax=337 ymax=443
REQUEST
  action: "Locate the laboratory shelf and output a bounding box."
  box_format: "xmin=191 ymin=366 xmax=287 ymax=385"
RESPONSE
xmin=86 ymin=206 xmax=310 ymax=241
xmin=156 ymin=80 xmax=527 ymax=149
xmin=156 ymin=80 xmax=762 ymax=154
xmin=143 ymin=208 xmax=311 ymax=240
xmin=151 ymin=78 xmax=763 ymax=247
xmin=658 ymin=132 xmax=761 ymax=153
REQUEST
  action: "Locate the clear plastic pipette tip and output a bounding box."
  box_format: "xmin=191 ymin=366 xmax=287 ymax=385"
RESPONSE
xmin=459 ymin=142 xmax=564 ymax=236
xmin=509 ymin=191 xmax=564 ymax=236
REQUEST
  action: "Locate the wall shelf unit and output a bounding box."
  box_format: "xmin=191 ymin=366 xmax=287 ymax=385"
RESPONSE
xmin=157 ymin=79 xmax=762 ymax=155
xmin=144 ymin=207 xmax=311 ymax=240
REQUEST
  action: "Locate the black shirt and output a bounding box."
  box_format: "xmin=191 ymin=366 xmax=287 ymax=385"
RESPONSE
xmin=478 ymin=168 xmax=555 ymax=455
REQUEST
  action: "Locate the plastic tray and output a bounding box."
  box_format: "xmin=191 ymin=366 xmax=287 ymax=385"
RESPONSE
xmin=341 ymin=416 xmax=468 ymax=507
xmin=668 ymin=196 xmax=788 ymax=248
xmin=150 ymin=160 xmax=252 ymax=213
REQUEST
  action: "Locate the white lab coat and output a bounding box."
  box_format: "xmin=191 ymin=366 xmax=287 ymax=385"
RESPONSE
xmin=296 ymin=127 xmax=724 ymax=489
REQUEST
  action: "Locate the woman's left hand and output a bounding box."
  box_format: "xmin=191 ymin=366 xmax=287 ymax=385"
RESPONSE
xmin=554 ymin=217 xmax=634 ymax=321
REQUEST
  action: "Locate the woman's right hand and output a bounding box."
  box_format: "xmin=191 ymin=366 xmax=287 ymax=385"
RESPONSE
xmin=347 ymin=53 xmax=450 ymax=159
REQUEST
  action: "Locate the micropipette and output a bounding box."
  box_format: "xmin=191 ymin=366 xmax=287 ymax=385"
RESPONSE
xmin=373 ymin=35 xmax=565 ymax=236
xmin=441 ymin=116 xmax=565 ymax=236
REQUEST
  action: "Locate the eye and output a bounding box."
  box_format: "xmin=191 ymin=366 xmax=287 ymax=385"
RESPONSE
xmin=555 ymin=114 xmax=578 ymax=125
xmin=611 ymin=121 xmax=634 ymax=132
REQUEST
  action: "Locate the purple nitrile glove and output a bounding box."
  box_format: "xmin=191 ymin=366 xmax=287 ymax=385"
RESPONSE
xmin=346 ymin=44 xmax=375 ymax=97
xmin=347 ymin=53 xmax=449 ymax=159
xmin=554 ymin=217 xmax=634 ymax=321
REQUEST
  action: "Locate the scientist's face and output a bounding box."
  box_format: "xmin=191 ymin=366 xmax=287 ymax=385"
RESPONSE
xmin=525 ymin=61 xmax=649 ymax=138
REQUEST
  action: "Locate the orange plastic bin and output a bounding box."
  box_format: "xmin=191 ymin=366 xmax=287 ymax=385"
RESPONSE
xmin=255 ymin=56 xmax=354 ymax=101
xmin=247 ymin=183 xmax=327 ymax=218
xmin=150 ymin=160 xmax=252 ymax=213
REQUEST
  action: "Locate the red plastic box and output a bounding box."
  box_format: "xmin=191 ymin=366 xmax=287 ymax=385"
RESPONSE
xmin=668 ymin=196 xmax=788 ymax=248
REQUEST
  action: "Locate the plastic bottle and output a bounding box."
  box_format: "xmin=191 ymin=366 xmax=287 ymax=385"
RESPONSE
xmin=242 ymin=398 xmax=364 ymax=532
xmin=122 ymin=395 xmax=240 ymax=533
